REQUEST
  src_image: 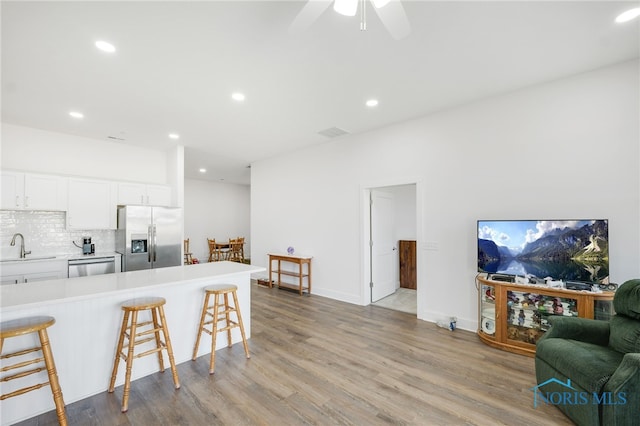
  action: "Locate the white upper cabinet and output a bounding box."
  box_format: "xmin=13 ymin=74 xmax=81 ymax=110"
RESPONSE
xmin=117 ymin=182 xmax=172 ymax=206
xmin=1 ymin=171 xmax=67 ymax=211
xmin=67 ymin=178 xmax=117 ymax=229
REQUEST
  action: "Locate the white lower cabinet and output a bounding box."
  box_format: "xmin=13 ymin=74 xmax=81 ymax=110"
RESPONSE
xmin=0 ymin=259 xmax=68 ymax=284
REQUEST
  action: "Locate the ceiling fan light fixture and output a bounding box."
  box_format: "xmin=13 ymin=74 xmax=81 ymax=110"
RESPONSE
xmin=372 ymin=0 xmax=390 ymax=9
xmin=334 ymin=0 xmax=358 ymax=17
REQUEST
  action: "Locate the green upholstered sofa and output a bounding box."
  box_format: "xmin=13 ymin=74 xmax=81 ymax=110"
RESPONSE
xmin=535 ymin=279 xmax=640 ymax=425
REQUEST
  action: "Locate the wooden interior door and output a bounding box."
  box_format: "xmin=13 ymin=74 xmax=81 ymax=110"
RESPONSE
xmin=399 ymin=240 xmax=416 ymax=289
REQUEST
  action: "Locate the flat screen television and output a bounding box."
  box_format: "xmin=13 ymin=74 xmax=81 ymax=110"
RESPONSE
xmin=477 ymin=220 xmax=609 ymax=284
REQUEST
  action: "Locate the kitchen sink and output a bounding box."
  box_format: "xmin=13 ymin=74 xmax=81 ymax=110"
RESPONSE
xmin=0 ymin=256 xmax=57 ymax=262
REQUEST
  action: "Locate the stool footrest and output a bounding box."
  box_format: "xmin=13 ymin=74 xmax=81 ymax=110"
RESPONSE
xmin=1 ymin=356 xmax=45 ymax=374
xmin=215 ymin=323 xmax=239 ymax=333
xmin=134 ymin=345 xmax=167 ymax=359
xmin=1 ymin=381 xmax=51 ymax=400
xmin=0 ymin=346 xmax=40 ymax=361
xmin=2 ymin=365 xmax=47 ymax=382
xmin=131 ymin=335 xmax=161 ymax=347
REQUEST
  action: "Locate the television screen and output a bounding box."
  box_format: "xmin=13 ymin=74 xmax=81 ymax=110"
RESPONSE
xmin=477 ymin=220 xmax=609 ymax=283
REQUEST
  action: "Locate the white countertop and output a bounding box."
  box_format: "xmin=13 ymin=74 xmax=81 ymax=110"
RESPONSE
xmin=0 ymin=251 xmax=121 ymax=265
xmin=1 ymin=261 xmax=265 ymax=310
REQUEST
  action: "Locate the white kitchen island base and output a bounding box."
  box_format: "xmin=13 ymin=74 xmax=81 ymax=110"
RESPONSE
xmin=0 ymin=261 xmax=264 ymax=425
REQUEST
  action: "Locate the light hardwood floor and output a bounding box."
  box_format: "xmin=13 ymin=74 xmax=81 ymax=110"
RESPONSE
xmin=16 ymin=284 xmax=573 ymax=425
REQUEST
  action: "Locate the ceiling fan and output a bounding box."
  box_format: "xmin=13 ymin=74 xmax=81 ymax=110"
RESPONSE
xmin=290 ymin=0 xmax=411 ymax=40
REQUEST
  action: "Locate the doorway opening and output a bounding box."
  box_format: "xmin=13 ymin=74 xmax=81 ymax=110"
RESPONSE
xmin=363 ymin=183 xmax=418 ymax=315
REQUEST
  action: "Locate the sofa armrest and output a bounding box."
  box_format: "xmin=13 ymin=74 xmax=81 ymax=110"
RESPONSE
xmin=538 ymin=316 xmax=610 ymax=346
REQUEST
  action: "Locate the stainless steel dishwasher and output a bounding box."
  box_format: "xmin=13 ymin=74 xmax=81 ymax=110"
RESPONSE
xmin=68 ymin=257 xmax=116 ymax=278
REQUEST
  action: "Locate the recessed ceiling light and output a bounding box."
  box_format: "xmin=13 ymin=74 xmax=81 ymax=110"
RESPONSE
xmin=334 ymin=0 xmax=358 ymax=16
xmin=231 ymin=93 xmax=245 ymax=102
xmin=616 ymin=8 xmax=640 ymax=23
xmin=69 ymin=111 xmax=84 ymax=119
xmin=199 ymin=168 xmax=207 ymax=173
xmin=95 ymin=40 xmax=116 ymax=53
xmin=372 ymin=0 xmax=390 ymax=8
xmin=366 ymin=99 xmax=379 ymax=107
xmin=168 ymin=133 xmax=180 ymax=140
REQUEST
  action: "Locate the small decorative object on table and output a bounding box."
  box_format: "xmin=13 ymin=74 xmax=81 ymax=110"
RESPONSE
xmin=287 ymin=246 xmax=295 ymax=255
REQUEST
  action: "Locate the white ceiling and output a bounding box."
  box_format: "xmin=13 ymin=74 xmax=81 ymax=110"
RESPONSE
xmin=2 ymin=1 xmax=638 ymax=185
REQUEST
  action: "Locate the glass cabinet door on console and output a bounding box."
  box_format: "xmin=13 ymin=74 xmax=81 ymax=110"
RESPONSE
xmin=480 ymin=283 xmax=496 ymax=336
xmin=505 ymin=290 xmax=577 ymax=346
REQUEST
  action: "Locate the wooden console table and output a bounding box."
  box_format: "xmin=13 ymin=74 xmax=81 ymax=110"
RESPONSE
xmin=268 ymin=253 xmax=312 ymax=295
xmin=477 ymin=276 xmax=615 ymax=357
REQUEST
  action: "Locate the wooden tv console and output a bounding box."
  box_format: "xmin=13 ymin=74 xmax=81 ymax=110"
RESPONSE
xmin=476 ymin=275 xmax=615 ymax=357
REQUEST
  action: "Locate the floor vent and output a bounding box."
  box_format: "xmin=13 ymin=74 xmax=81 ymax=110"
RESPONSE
xmin=318 ymin=127 xmax=349 ymax=138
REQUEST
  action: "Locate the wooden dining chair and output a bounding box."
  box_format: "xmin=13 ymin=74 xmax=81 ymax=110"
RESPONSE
xmin=228 ymin=237 xmax=245 ymax=263
xmin=208 ymin=238 xmax=227 ymax=262
xmin=184 ymin=239 xmax=194 ymax=265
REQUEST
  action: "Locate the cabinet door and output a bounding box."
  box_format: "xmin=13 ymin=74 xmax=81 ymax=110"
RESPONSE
xmin=68 ymin=178 xmax=116 ymax=229
xmin=1 ymin=274 xmax=22 ymax=285
xmin=117 ymin=182 xmax=146 ymax=205
xmin=23 ymin=271 xmax=66 ymax=283
xmin=1 ymin=171 xmax=24 ymax=209
xmin=24 ymin=173 xmax=66 ymax=210
xmin=146 ymin=185 xmax=171 ymax=206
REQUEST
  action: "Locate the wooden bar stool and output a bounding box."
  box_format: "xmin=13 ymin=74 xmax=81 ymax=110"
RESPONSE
xmin=192 ymin=284 xmax=250 ymax=374
xmin=108 ymin=297 xmax=180 ymax=412
xmin=0 ymin=316 xmax=67 ymax=425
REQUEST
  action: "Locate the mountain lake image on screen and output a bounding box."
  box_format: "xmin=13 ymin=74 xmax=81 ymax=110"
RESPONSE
xmin=477 ymin=219 xmax=609 ymax=284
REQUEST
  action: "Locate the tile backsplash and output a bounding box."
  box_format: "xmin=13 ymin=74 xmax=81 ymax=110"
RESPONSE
xmin=0 ymin=210 xmax=115 ymax=258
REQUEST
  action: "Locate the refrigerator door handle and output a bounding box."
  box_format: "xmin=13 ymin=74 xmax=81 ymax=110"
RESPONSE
xmin=148 ymin=225 xmax=153 ymax=263
xmin=153 ymin=225 xmax=157 ymax=262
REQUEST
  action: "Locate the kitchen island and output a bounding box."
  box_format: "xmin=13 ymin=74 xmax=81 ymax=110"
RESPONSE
xmin=0 ymin=261 xmax=264 ymax=425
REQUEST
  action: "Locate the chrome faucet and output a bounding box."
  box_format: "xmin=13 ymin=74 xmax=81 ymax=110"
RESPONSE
xmin=10 ymin=233 xmax=31 ymax=259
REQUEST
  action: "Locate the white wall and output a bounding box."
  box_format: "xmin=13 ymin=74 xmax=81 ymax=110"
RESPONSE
xmin=391 ymin=184 xmax=417 ymax=242
xmin=251 ymin=60 xmax=640 ymax=331
xmin=1 ymin=123 xmax=168 ymax=184
xmin=184 ymin=178 xmax=250 ymax=262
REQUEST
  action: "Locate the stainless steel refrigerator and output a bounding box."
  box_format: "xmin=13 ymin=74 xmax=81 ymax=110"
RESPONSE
xmin=116 ymin=205 xmax=182 ymax=272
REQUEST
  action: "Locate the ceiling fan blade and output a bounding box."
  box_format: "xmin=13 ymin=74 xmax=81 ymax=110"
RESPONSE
xmin=289 ymin=0 xmax=333 ymax=34
xmin=372 ymin=0 xmax=411 ymax=40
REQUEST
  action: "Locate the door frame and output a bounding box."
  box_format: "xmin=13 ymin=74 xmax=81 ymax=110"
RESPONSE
xmin=360 ymin=178 xmax=423 ymax=315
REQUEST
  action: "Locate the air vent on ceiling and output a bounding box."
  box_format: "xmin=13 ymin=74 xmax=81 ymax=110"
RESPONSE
xmin=107 ymin=135 xmax=126 ymax=141
xmin=318 ymin=127 xmax=349 ymax=138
